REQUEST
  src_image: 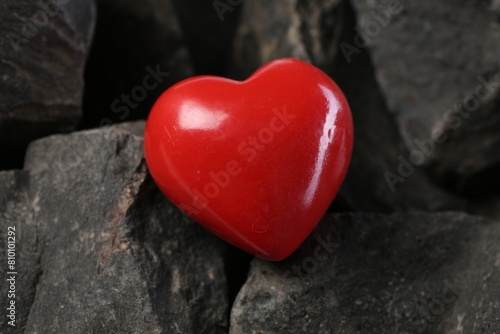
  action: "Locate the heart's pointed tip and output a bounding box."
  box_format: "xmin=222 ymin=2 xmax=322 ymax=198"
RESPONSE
xmin=253 ymin=245 xmax=298 ymax=262
xmin=258 ymin=253 xmax=292 ymax=262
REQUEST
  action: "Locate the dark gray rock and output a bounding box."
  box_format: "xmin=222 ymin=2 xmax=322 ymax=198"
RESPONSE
xmin=0 ymin=0 xmax=96 ymax=169
xmin=108 ymin=119 xmax=145 ymax=137
xmin=1 ymin=122 xmax=228 ymax=333
xmin=469 ymin=196 xmax=500 ymax=222
xmin=350 ymin=0 xmax=500 ymax=195
xmin=0 ymin=171 xmax=40 ymax=333
xmin=230 ymin=212 xmax=500 ymax=334
xmin=333 ymin=13 xmax=465 ymax=213
xmin=82 ymin=0 xmax=194 ymax=128
xmin=231 ymin=0 xmax=346 ymax=79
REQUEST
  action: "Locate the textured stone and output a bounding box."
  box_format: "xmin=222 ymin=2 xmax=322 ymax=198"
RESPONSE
xmin=230 ymin=212 xmax=500 ymax=334
xmin=332 ymin=7 xmax=465 ymax=213
xmin=0 ymin=171 xmax=39 ymax=333
xmin=82 ymin=0 xmax=194 ymax=127
xmin=1 ymin=122 xmax=228 ymax=333
xmin=231 ymin=0 xmax=346 ymax=79
xmin=0 ymin=0 xmax=96 ymax=169
xmin=350 ymin=0 xmax=500 ymax=195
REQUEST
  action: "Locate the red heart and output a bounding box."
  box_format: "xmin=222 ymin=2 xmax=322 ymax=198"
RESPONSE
xmin=144 ymin=58 xmax=353 ymax=261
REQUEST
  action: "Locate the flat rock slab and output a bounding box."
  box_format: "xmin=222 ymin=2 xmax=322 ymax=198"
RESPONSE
xmin=230 ymin=212 xmax=500 ymax=333
xmin=0 ymin=122 xmax=228 ymax=333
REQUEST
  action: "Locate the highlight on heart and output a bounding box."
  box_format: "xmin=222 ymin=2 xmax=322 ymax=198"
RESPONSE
xmin=144 ymin=58 xmax=353 ymax=261
xmin=176 ymin=105 xmax=295 ymax=218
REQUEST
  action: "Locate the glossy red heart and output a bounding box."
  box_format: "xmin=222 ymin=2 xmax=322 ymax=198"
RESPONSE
xmin=144 ymin=58 xmax=353 ymax=261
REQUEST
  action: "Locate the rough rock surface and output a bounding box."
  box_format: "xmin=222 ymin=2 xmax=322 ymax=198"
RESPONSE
xmin=1 ymin=122 xmax=228 ymax=333
xmin=230 ymin=212 xmax=500 ymax=334
xmin=231 ymin=0 xmax=346 ymax=79
xmin=0 ymin=171 xmax=38 ymax=333
xmin=82 ymin=0 xmax=194 ymax=127
xmin=332 ymin=5 xmax=466 ymax=213
xmin=350 ymin=0 xmax=500 ymax=195
xmin=0 ymin=0 xmax=96 ymax=169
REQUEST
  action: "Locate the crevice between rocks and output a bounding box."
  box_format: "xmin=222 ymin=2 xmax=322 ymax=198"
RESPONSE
xmin=24 ymin=238 xmax=43 ymax=333
xmin=295 ymin=0 xmax=346 ymax=70
xmin=97 ymin=158 xmax=149 ymax=268
xmin=23 ymin=193 xmax=44 ymax=333
xmin=224 ymin=245 xmax=253 ymax=323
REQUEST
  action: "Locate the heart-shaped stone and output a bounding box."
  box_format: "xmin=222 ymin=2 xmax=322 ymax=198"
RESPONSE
xmin=144 ymin=58 xmax=353 ymax=260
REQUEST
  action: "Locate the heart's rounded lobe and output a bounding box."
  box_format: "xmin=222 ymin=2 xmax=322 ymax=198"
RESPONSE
xmin=144 ymin=58 xmax=353 ymax=261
